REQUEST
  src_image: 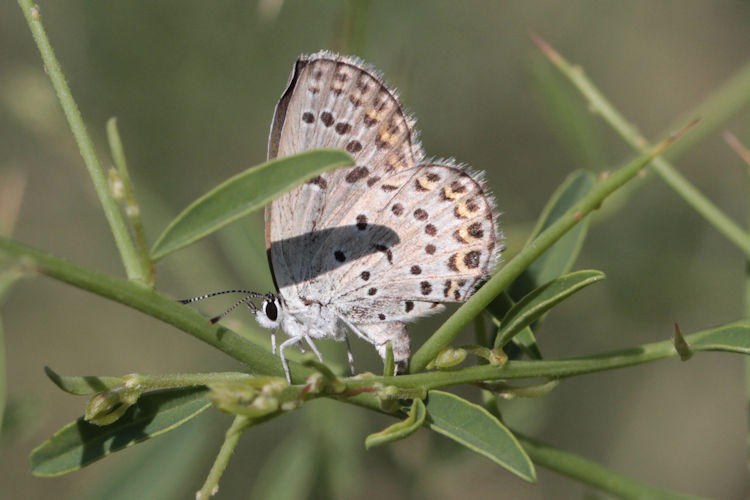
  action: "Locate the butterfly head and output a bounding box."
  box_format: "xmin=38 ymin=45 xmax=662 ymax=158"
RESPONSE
xmin=254 ymin=293 xmax=282 ymax=330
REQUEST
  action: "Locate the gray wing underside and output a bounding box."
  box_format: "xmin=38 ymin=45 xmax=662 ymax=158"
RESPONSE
xmin=266 ymin=52 xmax=500 ymax=357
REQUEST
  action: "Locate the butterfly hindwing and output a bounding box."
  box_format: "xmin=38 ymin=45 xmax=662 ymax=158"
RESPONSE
xmin=328 ymin=162 xmax=498 ymax=323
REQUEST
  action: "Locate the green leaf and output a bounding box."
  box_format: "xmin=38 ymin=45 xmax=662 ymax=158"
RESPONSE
xmin=689 ymin=323 xmax=750 ymax=355
xmin=487 ymin=294 xmax=543 ymax=360
xmin=365 ymin=398 xmax=426 ymax=449
xmin=496 ymin=270 xmax=605 ymax=348
xmin=30 ymin=387 xmax=210 ymax=476
xmin=509 ymin=170 xmax=595 ymax=300
xmin=83 ymin=417 xmax=214 ymax=500
xmin=44 ymin=366 xmax=123 ymax=395
xmin=151 ymin=149 xmax=353 ymax=259
xmin=425 ymin=391 xmax=535 ymax=482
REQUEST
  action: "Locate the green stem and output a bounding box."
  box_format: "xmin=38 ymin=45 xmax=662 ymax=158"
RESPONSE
xmin=107 ymin=118 xmax=154 ymax=286
xmin=743 ymin=135 xmax=750 ymax=483
xmin=410 ymin=127 xmax=691 ymax=372
xmin=651 ymin=155 xmax=750 ymax=255
xmin=517 ymin=433 xmax=704 ymax=500
xmin=0 ymin=235 xmax=735 ymax=395
xmin=0 ymin=314 xmax=5 ymax=436
xmin=17 ymin=0 xmax=147 ymax=283
xmin=533 ymin=34 xmax=750 ymax=257
xmin=125 ymin=372 xmax=258 ymax=391
xmin=0 ymin=235 xmax=315 ymax=383
xmin=663 ymin=62 xmax=750 ymax=162
xmin=352 ymin=328 xmax=721 ymax=391
xmin=197 ymin=415 xmax=252 ymax=500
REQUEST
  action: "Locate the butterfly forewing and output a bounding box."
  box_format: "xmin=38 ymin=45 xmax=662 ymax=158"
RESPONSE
xmin=266 ymin=52 xmax=422 ymax=296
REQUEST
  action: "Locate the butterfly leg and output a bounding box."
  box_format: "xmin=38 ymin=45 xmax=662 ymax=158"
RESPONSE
xmin=304 ymin=335 xmax=324 ymax=363
xmin=279 ymin=336 xmax=303 ymax=383
xmin=339 ymin=317 xmax=378 ymax=346
xmin=344 ymin=336 xmax=356 ymax=375
xmin=270 ymin=328 xmax=277 ymax=355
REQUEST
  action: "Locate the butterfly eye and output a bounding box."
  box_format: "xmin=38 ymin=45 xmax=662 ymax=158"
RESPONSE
xmin=264 ymin=299 xmax=278 ymax=321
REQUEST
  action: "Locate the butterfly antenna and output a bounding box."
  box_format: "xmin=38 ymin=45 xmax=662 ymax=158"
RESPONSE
xmin=208 ymin=294 xmax=259 ymax=325
xmin=178 ymin=290 xmax=263 ymax=304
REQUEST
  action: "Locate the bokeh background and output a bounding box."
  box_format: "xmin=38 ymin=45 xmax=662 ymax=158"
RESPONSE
xmin=2 ymin=1 xmax=750 ymax=498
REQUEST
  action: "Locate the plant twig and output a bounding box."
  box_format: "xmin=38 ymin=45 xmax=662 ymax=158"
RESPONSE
xmin=107 ymin=118 xmax=154 ymax=286
xmin=531 ymin=33 xmax=750 ymax=257
xmin=724 ymin=131 xmax=750 ymax=482
xmin=351 ymin=324 xmax=721 ymax=391
xmin=197 ymin=415 xmax=252 ymax=499
xmin=0 ymin=235 xmax=304 ymax=380
xmin=0 ymin=235 xmax=732 ymax=393
xmin=17 ymin=0 xmax=148 ymax=283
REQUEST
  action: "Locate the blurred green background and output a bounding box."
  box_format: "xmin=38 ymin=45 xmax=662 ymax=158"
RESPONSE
xmin=2 ymin=1 xmax=750 ymax=498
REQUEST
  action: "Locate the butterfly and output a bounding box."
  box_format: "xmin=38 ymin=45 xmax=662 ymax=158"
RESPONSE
xmin=183 ymin=51 xmax=501 ymax=383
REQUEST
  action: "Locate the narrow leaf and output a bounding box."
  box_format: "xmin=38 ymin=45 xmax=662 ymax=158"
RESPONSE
xmin=151 ymin=149 xmax=353 ymax=259
xmin=44 ymin=366 xmax=123 ymax=395
xmin=509 ymin=170 xmax=595 ymax=300
xmin=30 ymin=387 xmax=210 ymax=476
xmin=689 ymin=323 xmax=750 ymax=355
xmin=84 ymin=417 xmax=214 ymax=500
xmin=365 ymin=398 xmax=426 ymax=449
xmin=487 ymin=293 xmax=543 ymax=359
xmin=496 ymin=270 xmax=605 ymax=348
xmin=425 ymin=390 xmax=535 ymax=482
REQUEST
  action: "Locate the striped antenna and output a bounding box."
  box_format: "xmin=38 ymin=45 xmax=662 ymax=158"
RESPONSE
xmin=178 ymin=290 xmax=264 ymax=304
xmin=208 ymin=294 xmax=261 ymax=325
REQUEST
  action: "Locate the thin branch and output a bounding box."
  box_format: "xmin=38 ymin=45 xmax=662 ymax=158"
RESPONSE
xmin=531 ymin=33 xmax=750 ymax=257
xmin=107 ymin=117 xmax=154 ymax=286
xmin=17 ymin=0 xmax=148 ymax=283
xmin=197 ymin=415 xmax=252 ymax=499
xmin=0 ymin=235 xmax=305 ymax=380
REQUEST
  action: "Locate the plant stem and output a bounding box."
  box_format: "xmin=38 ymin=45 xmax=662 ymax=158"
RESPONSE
xmin=0 ymin=314 xmax=5 ymax=435
xmin=0 ymin=235 xmax=316 ymax=382
xmin=516 ymin=433 xmax=704 ymax=500
xmin=722 ymin=131 xmax=750 ymax=481
xmin=664 ymin=63 xmax=750 ymax=162
xmin=17 ymin=0 xmax=148 ymax=283
xmin=125 ymin=372 xmax=257 ymax=391
xmin=197 ymin=415 xmax=252 ymax=500
xmin=735 ymin=132 xmax=750 ymax=483
xmin=2 ymin=235 xmax=740 ymax=395
xmin=363 ymin=334 xmax=674 ymax=390
xmin=410 ymin=126 xmax=692 ymax=372
xmin=532 ymin=34 xmax=750 ymax=257
xmin=107 ymin=117 xmax=154 ymax=286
